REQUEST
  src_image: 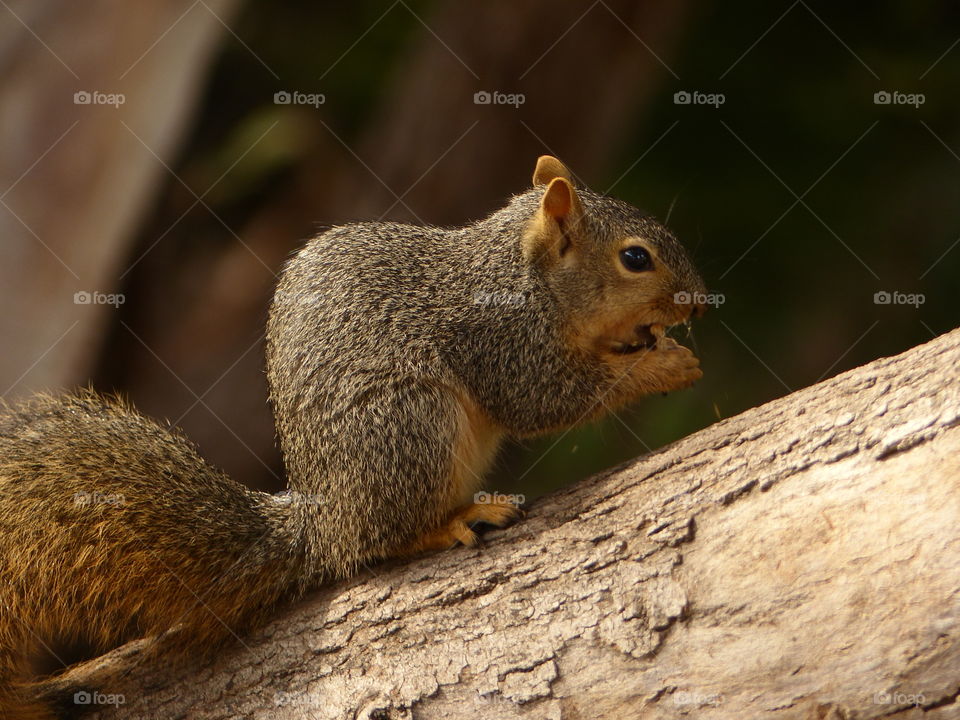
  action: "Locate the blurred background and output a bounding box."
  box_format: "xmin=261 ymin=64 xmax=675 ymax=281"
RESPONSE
xmin=1 ymin=0 xmax=957 ymax=499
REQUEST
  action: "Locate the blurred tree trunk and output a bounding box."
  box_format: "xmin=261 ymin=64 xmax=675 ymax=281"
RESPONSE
xmin=336 ymin=0 xmax=691 ymax=223
xmin=47 ymin=328 xmax=960 ymax=719
xmin=0 ymin=0 xmax=239 ymax=394
xmin=112 ymin=0 xmax=692 ymax=491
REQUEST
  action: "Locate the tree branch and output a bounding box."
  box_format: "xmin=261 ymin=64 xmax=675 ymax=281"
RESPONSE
xmin=56 ymin=328 xmax=960 ymax=719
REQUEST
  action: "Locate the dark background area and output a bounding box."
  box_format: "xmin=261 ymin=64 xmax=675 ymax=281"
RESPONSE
xmin=3 ymin=0 xmax=958 ymax=500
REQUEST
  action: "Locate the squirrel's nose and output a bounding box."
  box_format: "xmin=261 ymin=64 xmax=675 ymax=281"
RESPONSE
xmin=691 ymin=302 xmax=707 ymax=319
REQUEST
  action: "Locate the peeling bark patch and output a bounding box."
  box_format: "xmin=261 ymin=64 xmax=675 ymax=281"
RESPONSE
xmin=500 ymin=659 xmax=557 ymax=703
xmin=717 ymin=479 xmax=757 ymax=505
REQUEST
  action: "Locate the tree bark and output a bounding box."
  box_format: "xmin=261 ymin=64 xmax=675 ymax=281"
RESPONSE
xmin=51 ymin=328 xmax=960 ymax=719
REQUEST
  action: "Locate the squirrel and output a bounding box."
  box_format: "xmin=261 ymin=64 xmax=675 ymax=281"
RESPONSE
xmin=0 ymin=156 xmax=705 ymax=719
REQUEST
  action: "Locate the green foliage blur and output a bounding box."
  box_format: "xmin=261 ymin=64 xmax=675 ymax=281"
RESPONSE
xmin=177 ymin=1 xmax=960 ymax=499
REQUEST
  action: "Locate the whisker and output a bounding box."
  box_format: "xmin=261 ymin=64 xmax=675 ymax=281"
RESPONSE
xmin=664 ymin=193 xmax=681 ymax=225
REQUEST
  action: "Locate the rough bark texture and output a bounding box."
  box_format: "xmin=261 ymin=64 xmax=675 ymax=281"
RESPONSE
xmin=54 ymin=328 xmax=960 ymax=719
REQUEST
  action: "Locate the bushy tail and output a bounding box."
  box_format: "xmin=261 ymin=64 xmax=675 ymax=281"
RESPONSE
xmin=1 ymin=653 xmax=58 ymax=720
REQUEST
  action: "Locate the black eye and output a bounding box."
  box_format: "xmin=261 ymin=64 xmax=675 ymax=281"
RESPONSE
xmin=620 ymin=246 xmax=653 ymax=272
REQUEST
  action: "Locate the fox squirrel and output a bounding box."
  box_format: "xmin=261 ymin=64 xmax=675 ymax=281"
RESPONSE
xmin=0 ymin=156 xmax=705 ymax=719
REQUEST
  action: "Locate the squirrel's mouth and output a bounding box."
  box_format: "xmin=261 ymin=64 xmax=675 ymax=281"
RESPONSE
xmin=610 ymin=322 xmax=691 ymax=355
xmin=611 ymin=324 xmax=659 ymax=354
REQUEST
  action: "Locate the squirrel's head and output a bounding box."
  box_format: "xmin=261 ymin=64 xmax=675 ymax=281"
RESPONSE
xmin=522 ymin=155 xmax=706 ymax=358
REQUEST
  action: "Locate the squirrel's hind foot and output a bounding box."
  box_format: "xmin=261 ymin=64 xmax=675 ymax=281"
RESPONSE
xmin=402 ymin=518 xmax=478 ymax=554
xmin=402 ymin=499 xmax=522 ymax=555
xmin=458 ymin=499 xmax=523 ymax=528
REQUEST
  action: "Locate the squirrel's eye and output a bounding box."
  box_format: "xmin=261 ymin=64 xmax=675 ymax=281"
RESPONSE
xmin=620 ymin=246 xmax=653 ymax=272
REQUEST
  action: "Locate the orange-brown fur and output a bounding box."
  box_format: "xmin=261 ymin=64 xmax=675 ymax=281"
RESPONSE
xmin=1 ymin=156 xmax=705 ymax=718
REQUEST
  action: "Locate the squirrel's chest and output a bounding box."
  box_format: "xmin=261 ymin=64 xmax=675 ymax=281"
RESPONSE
xmin=448 ymin=387 xmax=504 ymax=505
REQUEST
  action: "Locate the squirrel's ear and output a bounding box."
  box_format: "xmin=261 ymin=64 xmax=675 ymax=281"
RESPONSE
xmin=523 ymin=176 xmax=582 ymax=262
xmin=541 ymin=176 xmax=578 ymax=220
xmin=532 ymin=155 xmax=573 ymax=186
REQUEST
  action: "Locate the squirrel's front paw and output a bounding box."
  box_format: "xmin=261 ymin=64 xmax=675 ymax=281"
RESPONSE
xmin=607 ymin=335 xmax=701 ymax=398
xmin=649 ymin=336 xmax=702 ymax=391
